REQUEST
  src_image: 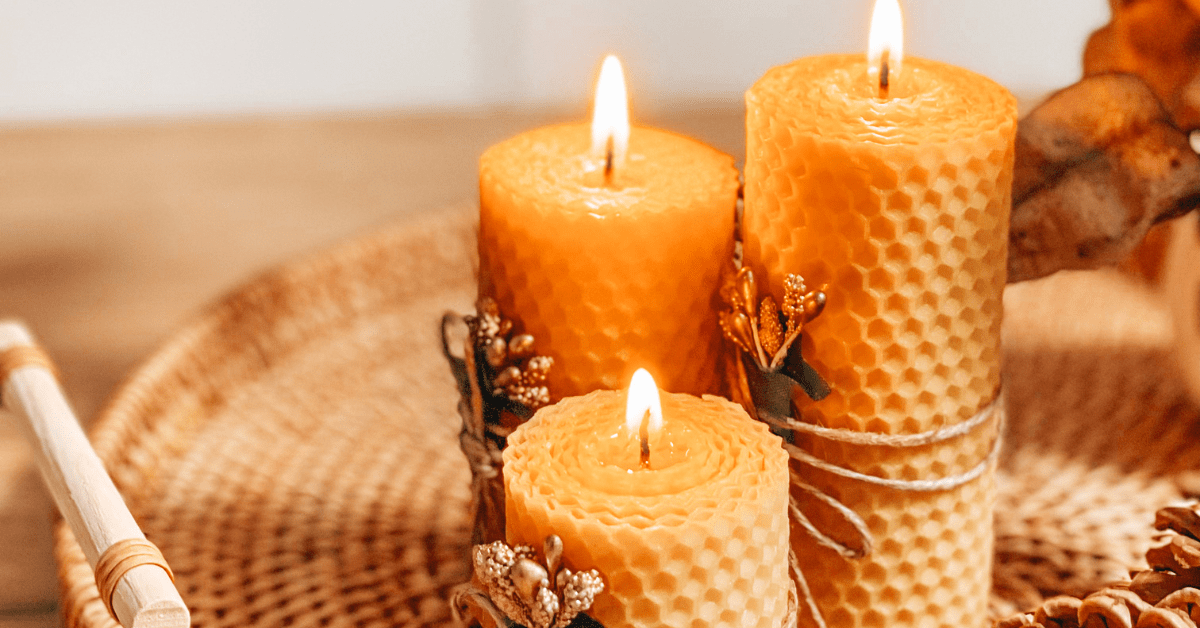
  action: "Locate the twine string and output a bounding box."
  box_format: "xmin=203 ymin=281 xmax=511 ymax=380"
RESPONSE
xmin=789 ymin=551 xmax=825 ymax=628
xmin=782 ymin=392 xmax=1004 ymax=628
xmin=788 ymin=472 xmax=872 ymax=559
xmin=0 ymin=345 xmax=59 ymax=404
xmin=785 ymin=425 xmax=1004 ymax=493
xmin=94 ymin=538 xmax=175 ymax=620
xmin=764 ymin=394 xmax=999 ymax=448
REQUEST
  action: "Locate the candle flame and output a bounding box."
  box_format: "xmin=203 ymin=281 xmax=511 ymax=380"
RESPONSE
xmin=625 ymin=368 xmax=663 ymax=435
xmin=867 ymin=0 xmax=904 ymax=94
xmin=591 ymin=55 xmax=630 ymax=175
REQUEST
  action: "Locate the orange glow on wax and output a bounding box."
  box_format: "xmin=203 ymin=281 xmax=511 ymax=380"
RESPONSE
xmin=590 ymin=55 xmax=629 ymax=177
xmin=478 ymin=53 xmax=738 ymax=400
xmin=868 ymin=0 xmax=904 ymax=95
xmin=503 ymin=388 xmax=793 ymax=628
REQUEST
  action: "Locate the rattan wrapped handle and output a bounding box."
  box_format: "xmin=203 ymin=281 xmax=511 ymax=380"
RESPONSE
xmin=0 ymin=322 xmax=189 ymax=628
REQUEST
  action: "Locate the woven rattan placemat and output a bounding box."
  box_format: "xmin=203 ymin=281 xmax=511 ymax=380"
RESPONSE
xmin=51 ymin=205 xmax=1200 ymax=627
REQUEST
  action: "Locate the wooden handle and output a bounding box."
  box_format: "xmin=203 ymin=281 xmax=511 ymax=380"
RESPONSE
xmin=0 ymin=322 xmax=189 ymax=628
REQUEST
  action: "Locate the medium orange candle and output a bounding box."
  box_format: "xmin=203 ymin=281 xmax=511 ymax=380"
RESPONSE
xmin=478 ymin=56 xmax=739 ymax=400
xmin=742 ymin=1 xmax=1015 ymax=627
xmin=503 ymin=370 xmax=792 ymax=628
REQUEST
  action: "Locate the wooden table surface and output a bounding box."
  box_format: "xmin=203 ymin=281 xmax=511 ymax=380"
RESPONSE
xmin=0 ymin=106 xmax=744 ymax=628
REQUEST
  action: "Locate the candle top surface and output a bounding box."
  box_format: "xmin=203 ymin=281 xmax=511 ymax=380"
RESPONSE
xmin=479 ymin=123 xmax=737 ymax=218
xmin=503 ymin=389 xmax=786 ymax=527
xmin=748 ymin=53 xmax=1016 ymax=145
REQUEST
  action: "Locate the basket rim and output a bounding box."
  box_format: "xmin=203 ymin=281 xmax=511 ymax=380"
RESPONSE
xmin=81 ymin=204 xmax=477 ymax=463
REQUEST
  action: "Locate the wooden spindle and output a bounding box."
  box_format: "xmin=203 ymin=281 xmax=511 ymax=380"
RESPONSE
xmin=0 ymin=322 xmax=188 ymax=628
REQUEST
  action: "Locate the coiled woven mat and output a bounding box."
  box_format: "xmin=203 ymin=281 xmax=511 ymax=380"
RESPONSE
xmin=52 ymin=204 xmax=1200 ymax=627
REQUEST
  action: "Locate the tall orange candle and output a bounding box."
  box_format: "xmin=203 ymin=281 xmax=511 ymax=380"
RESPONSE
xmin=478 ymin=56 xmax=739 ymax=400
xmin=503 ymin=370 xmax=792 ymax=628
xmin=742 ymin=1 xmax=1015 ymax=627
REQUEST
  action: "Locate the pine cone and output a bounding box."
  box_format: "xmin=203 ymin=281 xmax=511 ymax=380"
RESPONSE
xmin=997 ymin=503 xmax=1200 ymax=628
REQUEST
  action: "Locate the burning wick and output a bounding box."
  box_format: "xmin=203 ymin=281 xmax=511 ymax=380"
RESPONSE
xmin=592 ymin=55 xmax=629 ymax=186
xmin=878 ymin=52 xmax=890 ymax=99
xmin=639 ymin=418 xmax=651 ymax=469
xmin=625 ymin=368 xmax=663 ymax=470
xmin=868 ymin=0 xmax=903 ymax=101
xmin=604 ymin=135 xmax=615 ymax=181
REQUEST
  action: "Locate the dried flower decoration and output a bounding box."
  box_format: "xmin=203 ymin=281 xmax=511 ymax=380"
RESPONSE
xmin=1083 ymin=0 xmax=1200 ymax=133
xmin=1009 ymin=74 xmax=1200 ymax=283
xmin=464 ymin=298 xmax=553 ymax=412
xmin=721 ymin=267 xmax=830 ymax=426
xmin=442 ymin=299 xmax=554 ymax=545
xmin=452 ymin=535 xmax=605 ymax=628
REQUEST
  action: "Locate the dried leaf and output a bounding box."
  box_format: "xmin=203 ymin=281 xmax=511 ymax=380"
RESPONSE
xmin=1159 ymin=507 xmax=1200 ymax=541
xmin=782 ymin=354 xmax=832 ymax=401
xmin=1135 ymin=607 xmax=1196 ymax=628
xmin=1132 ymin=570 xmax=1200 ymax=605
xmin=1080 ymin=594 xmax=1135 ymax=628
xmin=1009 ymin=74 xmax=1200 ymax=283
xmin=997 ymin=614 xmax=1044 ymax=628
xmin=1037 ymin=596 xmax=1083 ymax=628
xmin=1150 ymin=537 xmax=1200 ymax=572
xmin=1098 ymin=587 xmax=1154 ymax=623
xmin=1083 ymin=0 xmax=1200 ymax=131
xmin=1151 ymin=545 xmax=1190 ymax=574
xmin=1159 ymin=588 xmax=1200 ymax=625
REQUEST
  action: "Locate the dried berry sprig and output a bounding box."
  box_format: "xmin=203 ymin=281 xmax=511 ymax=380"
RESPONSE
xmin=465 ymin=298 xmax=553 ymax=412
xmin=721 ymin=267 xmax=830 ymax=422
xmin=442 ymin=299 xmax=555 ymax=546
xmin=452 ymin=536 xmax=605 ymax=628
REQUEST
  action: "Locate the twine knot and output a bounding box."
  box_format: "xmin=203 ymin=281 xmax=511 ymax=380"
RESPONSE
xmin=778 ymin=392 xmax=1005 ymax=628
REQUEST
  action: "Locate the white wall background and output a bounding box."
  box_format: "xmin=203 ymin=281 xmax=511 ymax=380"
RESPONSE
xmin=0 ymin=0 xmax=1111 ymax=122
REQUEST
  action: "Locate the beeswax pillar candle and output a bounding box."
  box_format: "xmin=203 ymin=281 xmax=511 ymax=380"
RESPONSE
xmin=503 ymin=374 xmax=791 ymax=628
xmin=742 ymin=4 xmax=1016 ymax=627
xmin=478 ymin=58 xmax=739 ymax=400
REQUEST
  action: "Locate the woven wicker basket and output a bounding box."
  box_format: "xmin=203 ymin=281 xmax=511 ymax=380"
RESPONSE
xmin=52 ymin=205 xmax=1200 ymax=628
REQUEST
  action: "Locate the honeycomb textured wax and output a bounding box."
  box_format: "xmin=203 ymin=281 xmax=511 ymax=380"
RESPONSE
xmin=503 ymin=390 xmax=791 ymax=628
xmin=479 ymin=124 xmax=739 ymax=400
xmin=743 ymin=55 xmax=1016 ymax=628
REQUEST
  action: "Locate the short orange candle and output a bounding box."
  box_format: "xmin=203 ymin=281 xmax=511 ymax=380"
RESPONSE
xmin=503 ymin=370 xmax=791 ymax=628
xmin=478 ymin=56 xmax=739 ymax=400
xmin=742 ymin=1 xmax=1015 ymax=627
